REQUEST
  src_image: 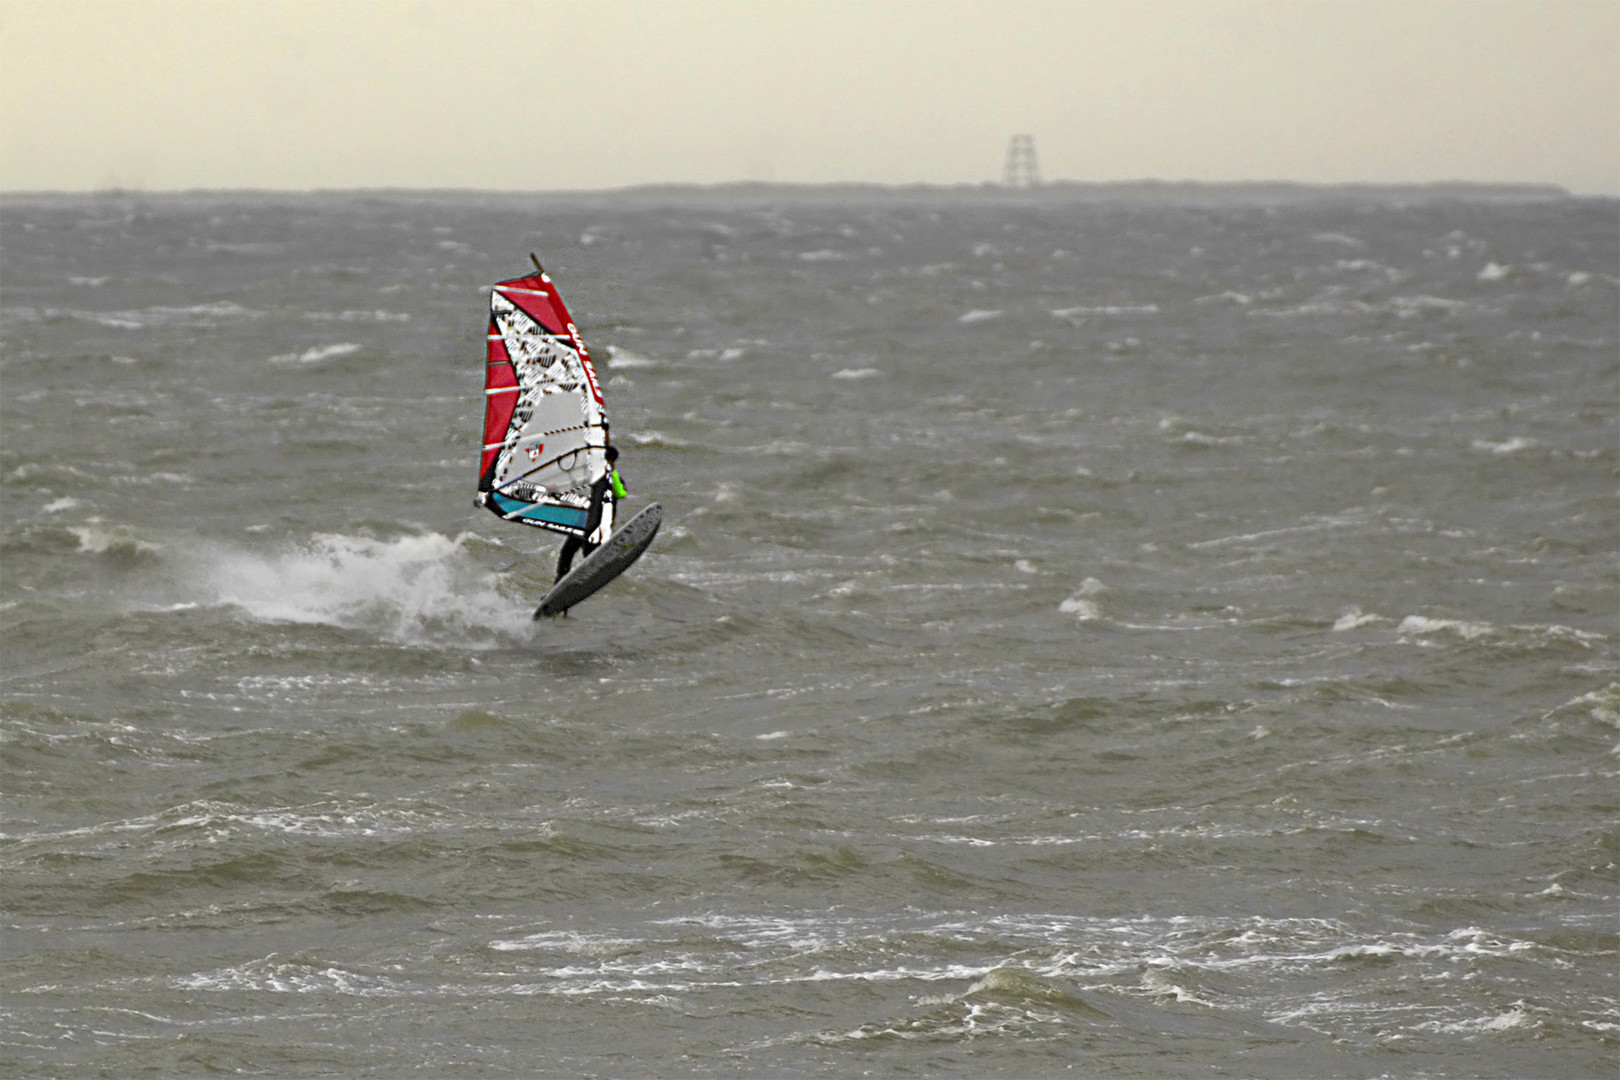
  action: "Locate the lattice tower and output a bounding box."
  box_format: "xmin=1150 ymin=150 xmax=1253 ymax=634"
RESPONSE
xmin=1003 ymin=134 xmax=1042 ymax=188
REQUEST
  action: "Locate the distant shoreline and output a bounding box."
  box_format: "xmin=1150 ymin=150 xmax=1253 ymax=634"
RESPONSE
xmin=1 ymin=179 xmax=1587 ymax=205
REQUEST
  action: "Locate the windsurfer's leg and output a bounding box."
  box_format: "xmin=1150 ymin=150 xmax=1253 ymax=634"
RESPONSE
xmin=556 ymin=536 xmax=581 ymax=581
xmin=557 ymin=484 xmax=608 ymax=581
xmin=583 ymin=486 xmax=606 ymax=538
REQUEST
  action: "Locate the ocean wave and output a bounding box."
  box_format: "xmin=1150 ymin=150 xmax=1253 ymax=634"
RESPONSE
xmin=1050 ymin=304 xmax=1160 ymax=320
xmin=267 ymin=342 xmax=362 ymax=365
xmin=187 ymin=531 xmax=532 ymax=645
xmin=1059 ymin=578 xmax=1106 ymax=621
xmin=1396 ymin=615 xmax=1605 ymax=649
xmin=303 ymin=310 xmax=410 ymax=323
xmin=604 ymin=346 xmax=660 ymax=369
xmin=29 ymin=301 xmax=262 ymax=330
xmin=1248 ymin=292 xmax=1474 ymax=320
xmin=1471 ymin=436 xmax=1538 ymax=455
xmin=68 ymin=523 xmax=160 ymax=558
xmin=958 ymin=308 xmax=1003 ymax=325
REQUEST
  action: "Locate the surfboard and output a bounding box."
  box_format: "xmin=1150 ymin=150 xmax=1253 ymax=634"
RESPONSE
xmin=534 ymin=502 xmax=662 ymax=618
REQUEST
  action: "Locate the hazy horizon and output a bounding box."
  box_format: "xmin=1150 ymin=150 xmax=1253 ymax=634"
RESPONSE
xmin=2 ymin=0 xmax=1616 ymax=196
xmin=0 ymin=178 xmax=1589 ymax=200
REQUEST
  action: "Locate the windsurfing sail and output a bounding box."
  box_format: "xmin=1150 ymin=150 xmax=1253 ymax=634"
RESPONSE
xmin=475 ymin=258 xmax=612 ymax=541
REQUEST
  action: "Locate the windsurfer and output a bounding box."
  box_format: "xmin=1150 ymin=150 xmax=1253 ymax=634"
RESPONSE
xmin=555 ymin=445 xmax=626 ymax=581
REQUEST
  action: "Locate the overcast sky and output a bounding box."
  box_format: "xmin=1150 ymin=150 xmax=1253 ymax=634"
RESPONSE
xmin=2 ymin=0 xmax=1615 ymax=194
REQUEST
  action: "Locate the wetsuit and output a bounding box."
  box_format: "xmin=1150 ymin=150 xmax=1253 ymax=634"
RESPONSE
xmin=555 ymin=467 xmax=625 ymax=581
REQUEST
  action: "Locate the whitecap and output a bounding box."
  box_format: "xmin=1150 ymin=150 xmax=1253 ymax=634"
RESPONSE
xmin=1389 ymin=295 xmax=1468 ymax=318
xmin=305 ymin=310 xmax=409 ymax=323
xmin=1477 ymin=261 xmax=1512 ymax=281
xmin=190 ymin=531 xmax=531 ymax=645
xmin=269 ymin=342 xmax=361 ymax=365
xmin=1416 ymin=1002 xmax=1538 ymax=1035
xmin=831 ymin=368 xmax=880 ymax=380
xmin=70 ymin=525 xmax=158 ymax=556
xmin=1051 ymin=304 xmax=1159 ymax=319
xmin=958 ymin=309 xmax=1003 ymax=324
xmin=1397 ymin=615 xmax=1494 ymax=640
xmin=1060 ymin=578 xmax=1105 ymax=620
xmin=605 ymin=346 xmax=659 ymax=369
xmin=1179 ymin=430 xmax=1244 ymax=447
xmin=1332 ymin=607 xmax=1385 ymax=631
xmin=1471 ymin=436 xmax=1536 ymax=455
xmin=90 ymin=301 xmax=260 ymax=329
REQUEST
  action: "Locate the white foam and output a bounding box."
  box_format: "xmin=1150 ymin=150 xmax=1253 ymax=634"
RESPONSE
xmin=605 ymin=346 xmax=659 ymax=369
xmin=1060 ymin=577 xmax=1105 ymax=620
xmin=958 ymin=309 xmax=1003 ymax=324
xmin=1477 ymin=261 xmax=1512 ymax=281
xmin=1332 ymin=606 xmax=1385 ymax=631
xmin=1398 ymin=615 xmax=1494 ymax=640
xmin=1051 ymin=304 xmax=1159 ymax=319
xmin=81 ymin=301 xmax=260 ymax=329
xmin=1194 ymin=291 xmax=1253 ymax=306
xmin=1550 ymin=686 xmax=1620 ymax=726
xmin=305 ymin=309 xmax=409 ymax=323
xmin=70 ymin=524 xmax=158 ymax=556
xmin=193 ymin=531 xmax=530 ymax=645
xmin=831 ymin=368 xmax=880 ymax=380
xmin=1471 ymin=436 xmax=1536 ymax=455
xmin=1417 ymin=1002 xmax=1537 ymax=1035
xmin=269 ymin=342 xmax=361 ymax=365
xmin=1179 ymin=430 xmax=1245 ymax=447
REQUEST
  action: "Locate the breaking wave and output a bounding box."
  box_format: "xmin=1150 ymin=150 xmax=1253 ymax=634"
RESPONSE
xmin=189 ymin=531 xmax=531 ymax=645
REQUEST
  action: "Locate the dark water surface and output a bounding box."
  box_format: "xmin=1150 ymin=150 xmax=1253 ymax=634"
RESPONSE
xmin=2 ymin=188 xmax=1616 ymax=1077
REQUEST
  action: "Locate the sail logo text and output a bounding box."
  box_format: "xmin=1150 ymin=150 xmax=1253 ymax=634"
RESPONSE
xmin=568 ymin=322 xmax=605 ymax=405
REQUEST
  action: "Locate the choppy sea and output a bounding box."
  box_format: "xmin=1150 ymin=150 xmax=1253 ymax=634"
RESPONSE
xmin=2 ymin=186 xmax=1616 ymax=1078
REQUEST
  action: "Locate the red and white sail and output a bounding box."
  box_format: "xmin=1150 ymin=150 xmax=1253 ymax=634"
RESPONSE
xmin=476 ymin=263 xmax=610 ymax=538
